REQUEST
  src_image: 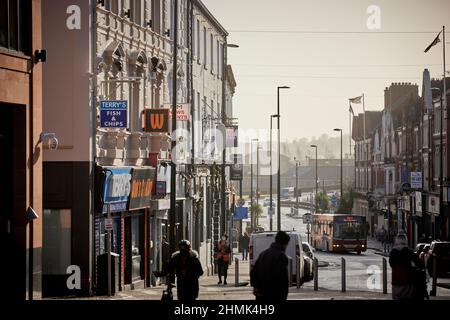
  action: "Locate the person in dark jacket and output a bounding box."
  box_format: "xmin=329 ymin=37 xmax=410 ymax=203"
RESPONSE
xmin=166 ymin=240 xmax=204 ymax=302
xmin=239 ymin=232 xmax=250 ymax=260
xmin=389 ymin=232 xmax=425 ymax=300
xmin=250 ymin=231 xmax=290 ymax=302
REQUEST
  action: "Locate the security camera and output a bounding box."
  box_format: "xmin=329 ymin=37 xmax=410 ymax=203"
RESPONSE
xmin=40 ymin=133 xmax=59 ymax=151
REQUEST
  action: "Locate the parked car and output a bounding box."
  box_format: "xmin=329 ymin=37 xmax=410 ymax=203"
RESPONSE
xmin=302 ymin=242 xmax=315 ymax=260
xmin=249 ymin=231 xmax=312 ymax=285
xmin=425 ymin=241 xmax=450 ymax=277
xmin=262 ymin=198 xmax=276 ymax=207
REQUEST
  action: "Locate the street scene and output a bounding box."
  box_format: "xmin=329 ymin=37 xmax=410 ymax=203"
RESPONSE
xmin=1 ymin=0 xmax=450 ymax=306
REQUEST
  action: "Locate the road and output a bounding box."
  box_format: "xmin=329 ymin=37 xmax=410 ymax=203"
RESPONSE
xmin=252 ymin=205 xmax=392 ymax=293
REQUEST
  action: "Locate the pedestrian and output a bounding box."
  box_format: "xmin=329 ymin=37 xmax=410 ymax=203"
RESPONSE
xmin=389 ymin=232 xmax=426 ymax=300
xmin=379 ymin=226 xmax=387 ymax=252
xmin=239 ymin=232 xmax=250 ymax=260
xmin=165 ymin=240 xmax=204 ymax=302
xmin=250 ymin=231 xmax=290 ymax=302
xmin=215 ymin=234 xmax=231 ymax=285
xmin=160 ymin=235 xmax=170 ymax=285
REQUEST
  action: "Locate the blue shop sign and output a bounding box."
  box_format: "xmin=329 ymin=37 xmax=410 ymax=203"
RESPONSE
xmin=234 ymin=207 xmax=248 ymax=220
xmin=102 ymin=167 xmax=132 ymax=214
xmin=100 ymin=100 xmax=128 ymax=128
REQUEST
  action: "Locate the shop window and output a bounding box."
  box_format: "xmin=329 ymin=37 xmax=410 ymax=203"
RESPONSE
xmin=43 ymin=209 xmax=72 ymax=275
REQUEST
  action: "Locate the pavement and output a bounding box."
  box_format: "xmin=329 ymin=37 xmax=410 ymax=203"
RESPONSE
xmin=45 ymin=257 xmax=450 ymax=301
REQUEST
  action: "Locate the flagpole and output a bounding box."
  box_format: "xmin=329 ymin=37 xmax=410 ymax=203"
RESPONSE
xmin=443 ymin=25 xmax=447 ymax=115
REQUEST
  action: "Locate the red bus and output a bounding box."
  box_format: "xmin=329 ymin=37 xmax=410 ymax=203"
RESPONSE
xmin=311 ymin=214 xmax=368 ymax=254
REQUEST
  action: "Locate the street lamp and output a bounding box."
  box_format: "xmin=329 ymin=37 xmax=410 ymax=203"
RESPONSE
xmin=334 ymin=128 xmax=343 ymax=201
xmin=294 ymin=157 xmax=301 ymax=211
xmin=222 ymin=42 xmax=239 ymax=241
xmin=431 ymin=87 xmax=443 ymax=240
xmin=270 ymin=115 xmax=279 ymax=231
xmin=310 ymin=145 xmax=318 ymax=213
xmin=277 ymin=86 xmax=290 ymax=231
xmin=251 ymin=138 xmax=259 ymax=228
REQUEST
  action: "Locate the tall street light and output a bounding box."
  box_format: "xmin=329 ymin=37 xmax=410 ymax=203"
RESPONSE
xmin=270 ymin=114 xmax=279 ymax=231
xmin=277 ymin=86 xmax=290 ymax=231
xmin=222 ymin=42 xmax=239 ymax=241
xmin=251 ymin=138 xmax=259 ymax=228
xmin=294 ymin=157 xmax=300 ymax=211
xmin=256 ymin=144 xmax=261 ymax=206
xmin=310 ymin=145 xmax=318 ymax=213
xmin=334 ymin=128 xmax=343 ymax=201
xmin=431 ymin=87 xmax=443 ymax=240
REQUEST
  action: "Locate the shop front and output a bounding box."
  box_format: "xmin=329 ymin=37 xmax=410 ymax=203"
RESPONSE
xmin=94 ymin=166 xmax=132 ymax=294
xmin=124 ymin=167 xmax=155 ymax=290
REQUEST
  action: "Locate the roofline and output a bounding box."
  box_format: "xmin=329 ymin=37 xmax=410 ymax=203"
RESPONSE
xmin=194 ymin=0 xmax=229 ymax=37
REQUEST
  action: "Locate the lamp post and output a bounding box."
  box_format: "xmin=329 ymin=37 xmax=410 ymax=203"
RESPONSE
xmin=431 ymin=87 xmax=443 ymax=240
xmin=277 ymin=86 xmax=290 ymax=231
xmin=251 ymin=138 xmax=258 ymax=228
xmin=222 ymin=42 xmax=239 ymax=242
xmin=256 ymin=144 xmax=261 ymax=206
xmin=294 ymin=157 xmax=300 ymax=211
xmin=334 ymin=128 xmax=343 ymax=200
xmin=310 ymin=145 xmax=318 ymax=213
xmin=169 ymin=0 xmax=179 ymax=256
xmin=270 ymin=115 xmax=279 ymax=231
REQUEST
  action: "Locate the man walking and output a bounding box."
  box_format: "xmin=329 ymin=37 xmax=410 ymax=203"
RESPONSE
xmin=250 ymin=231 xmax=290 ymax=302
xmin=166 ymin=240 xmax=204 ymax=302
xmin=239 ymin=232 xmax=250 ymax=260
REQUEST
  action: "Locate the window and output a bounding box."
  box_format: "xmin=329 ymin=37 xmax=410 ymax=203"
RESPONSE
xmin=210 ymin=33 xmax=214 ymax=72
xmin=196 ymin=20 xmax=200 ymax=61
xmin=130 ymin=0 xmax=143 ymax=25
xmin=203 ymin=26 xmax=207 ymax=68
xmin=0 ymin=0 xmax=31 ymax=55
xmin=43 ymin=209 xmax=72 ymax=275
xmin=217 ymin=40 xmax=220 ymax=77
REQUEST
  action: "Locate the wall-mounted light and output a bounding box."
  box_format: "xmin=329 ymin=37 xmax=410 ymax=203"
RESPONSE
xmin=27 ymin=206 xmax=39 ymax=221
xmin=39 ymin=133 xmax=59 ymax=151
xmin=165 ymin=29 xmax=171 ymax=37
xmin=97 ymin=0 xmax=105 ymax=6
xmin=146 ymin=20 xmax=152 ymax=28
xmin=34 ymin=49 xmax=47 ymax=63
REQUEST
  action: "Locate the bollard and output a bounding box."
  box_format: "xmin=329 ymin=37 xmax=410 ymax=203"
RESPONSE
xmin=288 ymin=256 xmax=293 ymax=287
xmin=382 ymin=258 xmax=387 ymax=294
xmin=313 ymin=257 xmax=318 ymax=291
xmin=235 ymin=257 xmax=239 ymax=287
xmin=430 ymin=255 xmax=437 ymax=296
xmin=341 ymin=257 xmax=346 ymax=293
xmin=296 ymin=256 xmax=301 ymax=288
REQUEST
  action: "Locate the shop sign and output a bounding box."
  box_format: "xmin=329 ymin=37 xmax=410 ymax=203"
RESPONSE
xmin=403 ymin=196 xmax=410 ymax=211
xmin=101 ymin=167 xmax=132 ymax=214
xmin=100 ymin=100 xmax=128 ymax=128
xmin=226 ymin=126 xmax=238 ymax=148
xmin=157 ymin=165 xmax=171 ymax=194
xmin=230 ymin=154 xmax=243 ymax=180
xmin=410 ymin=172 xmax=422 ymax=189
xmin=165 ymin=103 xmax=190 ymax=121
xmin=415 ymin=191 xmax=422 ymax=217
xmin=144 ymin=108 xmax=169 ymax=133
xmin=428 ymin=195 xmax=440 ymax=215
xmin=156 ymin=181 xmax=167 ymax=196
xmin=128 ymin=168 xmax=155 ymax=210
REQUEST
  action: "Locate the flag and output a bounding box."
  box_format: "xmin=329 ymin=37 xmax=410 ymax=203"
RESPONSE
xmin=349 ymin=96 xmax=362 ymax=104
xmin=349 ymin=104 xmax=354 ymax=116
xmin=424 ymin=31 xmax=442 ymax=53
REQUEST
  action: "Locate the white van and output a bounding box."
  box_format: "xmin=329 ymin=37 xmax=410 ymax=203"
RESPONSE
xmin=249 ymin=231 xmax=312 ymax=285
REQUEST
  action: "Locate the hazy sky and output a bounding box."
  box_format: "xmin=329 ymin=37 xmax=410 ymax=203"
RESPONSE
xmin=203 ymin=0 xmax=450 ymax=150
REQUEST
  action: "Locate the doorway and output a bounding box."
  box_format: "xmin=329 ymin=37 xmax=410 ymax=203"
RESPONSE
xmin=0 ymin=103 xmax=26 ymax=300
